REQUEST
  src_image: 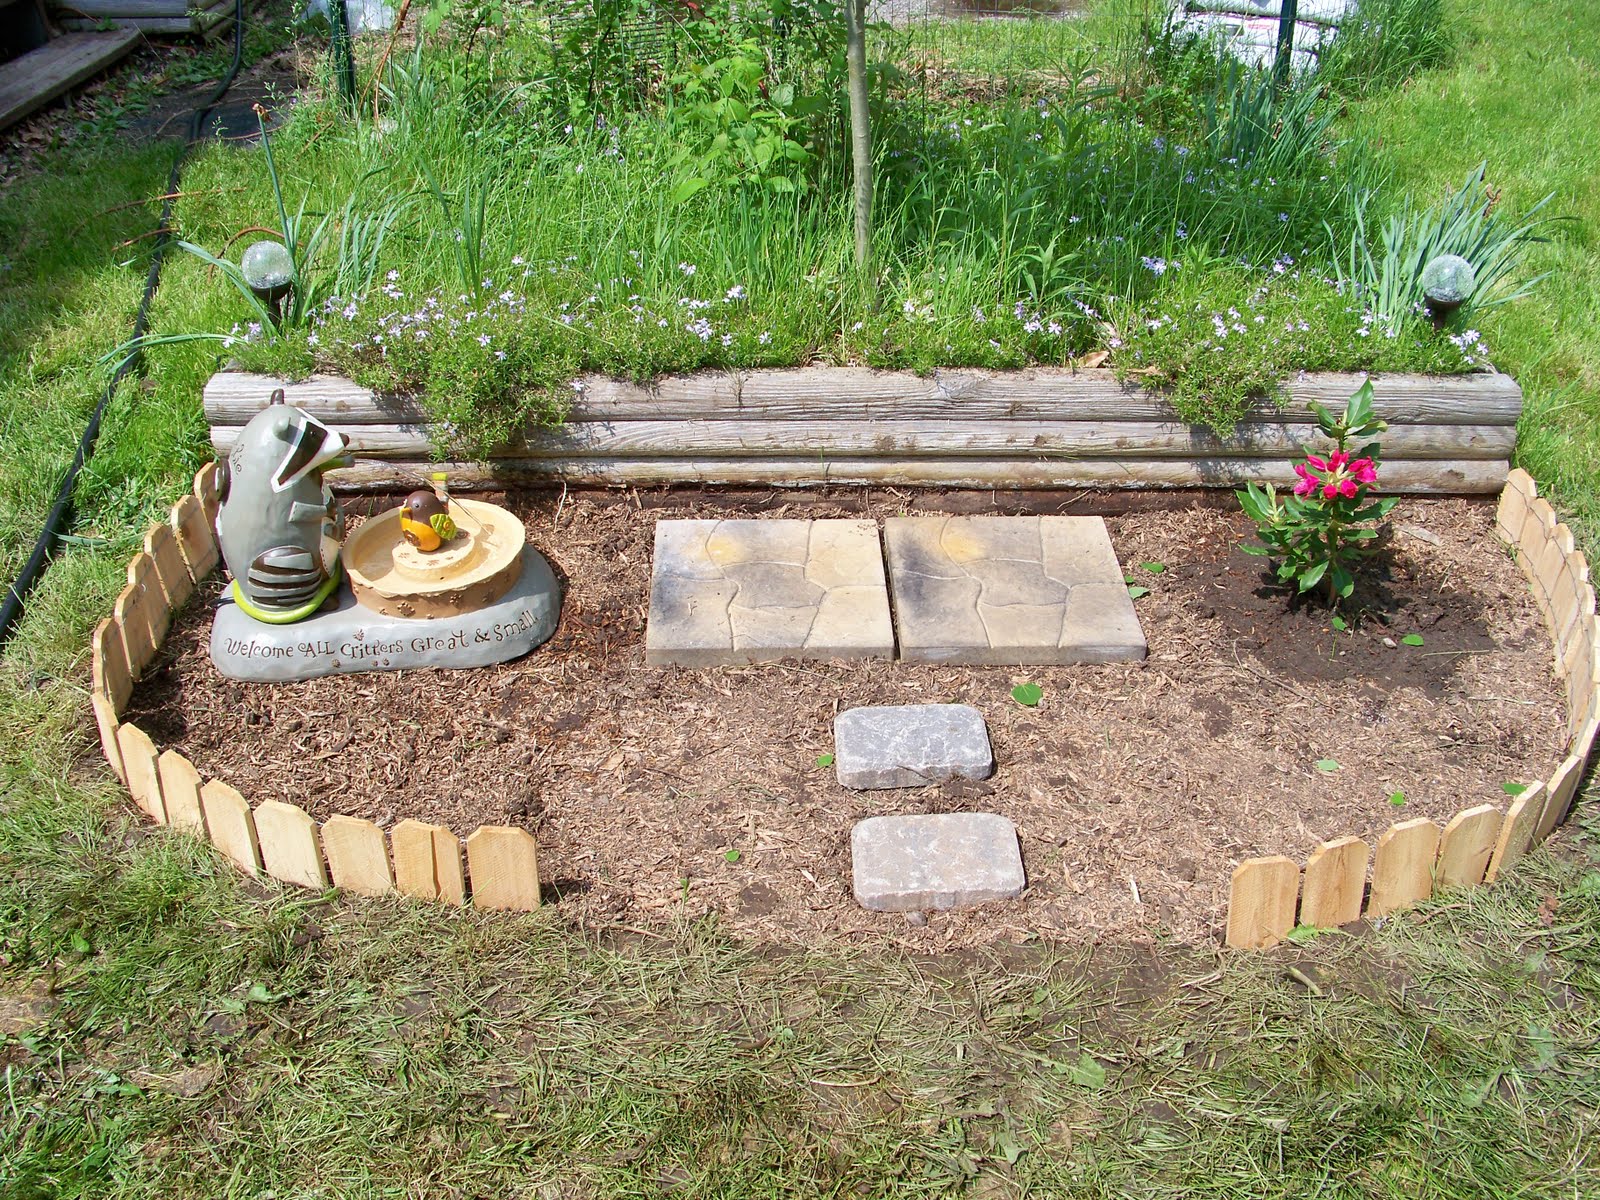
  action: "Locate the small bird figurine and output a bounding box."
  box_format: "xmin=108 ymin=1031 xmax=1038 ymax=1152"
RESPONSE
xmin=399 ymin=489 xmax=458 ymax=552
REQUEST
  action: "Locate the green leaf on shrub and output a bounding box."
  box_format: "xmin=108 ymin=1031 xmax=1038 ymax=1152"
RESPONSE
xmin=1331 ymin=614 xmax=1348 ymax=632
xmin=1011 ymin=683 xmax=1044 ymax=707
xmin=1401 ymin=633 xmax=1425 ymax=646
xmin=1126 ymin=585 xmax=1150 ymax=599
xmin=1316 ymin=758 xmax=1341 ymax=773
xmin=815 ymin=753 xmax=834 ymax=769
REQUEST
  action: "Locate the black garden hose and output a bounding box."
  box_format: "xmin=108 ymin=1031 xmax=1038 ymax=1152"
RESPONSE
xmin=0 ymin=0 xmax=249 ymax=651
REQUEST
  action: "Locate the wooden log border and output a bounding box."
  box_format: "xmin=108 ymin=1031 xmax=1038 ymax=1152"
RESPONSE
xmin=1226 ymin=468 xmax=1599 ymax=948
xmin=202 ymin=368 xmax=1522 ymax=495
xmin=82 ymin=466 xmax=1591 ymax=936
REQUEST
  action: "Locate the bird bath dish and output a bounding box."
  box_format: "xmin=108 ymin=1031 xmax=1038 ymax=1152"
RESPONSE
xmin=344 ymin=498 xmax=526 ymax=619
xmin=210 ymin=496 xmax=560 ymax=683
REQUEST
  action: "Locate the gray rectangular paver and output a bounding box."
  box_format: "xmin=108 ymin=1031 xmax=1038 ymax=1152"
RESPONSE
xmin=646 ymin=519 xmax=894 ymax=666
xmin=851 ymin=813 xmax=1025 ymax=912
xmin=884 ymin=516 xmax=1146 ymax=665
xmin=834 ymin=704 xmax=993 ymax=790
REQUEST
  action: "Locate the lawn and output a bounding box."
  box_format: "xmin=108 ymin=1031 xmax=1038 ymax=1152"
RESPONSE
xmin=2 ymin=1 xmax=1599 ymax=1196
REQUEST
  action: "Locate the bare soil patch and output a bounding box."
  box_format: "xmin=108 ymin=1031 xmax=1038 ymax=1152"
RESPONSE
xmin=125 ymin=493 xmax=1566 ymax=948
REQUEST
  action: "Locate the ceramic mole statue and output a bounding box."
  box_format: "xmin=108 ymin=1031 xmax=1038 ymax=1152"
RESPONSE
xmin=399 ymin=489 xmax=458 ymax=552
xmin=215 ymin=389 xmax=351 ymax=623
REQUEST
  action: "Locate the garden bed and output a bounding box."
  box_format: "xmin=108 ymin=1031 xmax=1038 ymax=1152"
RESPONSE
xmin=122 ymin=490 xmax=1567 ymax=947
xmin=203 ymin=368 xmax=1522 ymax=493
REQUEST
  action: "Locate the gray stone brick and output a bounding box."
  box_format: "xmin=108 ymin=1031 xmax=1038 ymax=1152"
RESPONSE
xmin=851 ymin=813 xmax=1025 ymax=912
xmin=833 ymin=704 xmax=993 ymax=790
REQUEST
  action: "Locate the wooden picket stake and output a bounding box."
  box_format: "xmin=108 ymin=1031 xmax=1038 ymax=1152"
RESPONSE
xmin=194 ymin=461 xmax=221 ymax=522
xmin=321 ymin=815 xmax=393 ymax=896
xmin=1225 ymin=856 xmax=1299 ymax=949
xmin=145 ymin=522 xmax=194 ymax=615
xmin=1535 ymin=756 xmax=1586 ymax=844
xmin=1299 ymin=836 xmax=1369 ymax=928
xmin=171 ymin=494 xmax=220 ymax=582
xmin=1486 ymin=783 xmax=1545 ymax=884
xmin=391 ymin=819 xmax=465 ymax=904
xmin=1494 ymin=469 xmax=1533 ymax=545
xmin=114 ymin=571 xmax=156 ymax=680
xmin=114 ymin=724 xmax=166 ymax=823
xmin=1366 ymin=819 xmax=1441 ymax=918
xmin=1434 ymin=804 xmax=1502 ymax=891
xmin=465 ymin=826 xmax=541 ymax=911
xmin=90 ymin=693 xmax=125 ymax=785
xmin=200 ymin=780 xmax=261 ymax=876
xmin=156 ymin=750 xmax=206 ymax=832
xmin=91 ymin=617 xmax=133 ymax=715
xmin=254 ymin=801 xmax=329 ymax=889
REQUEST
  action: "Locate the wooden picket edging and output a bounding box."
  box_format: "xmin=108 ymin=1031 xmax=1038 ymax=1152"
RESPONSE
xmin=83 ymin=464 xmax=542 ymax=912
xmin=84 ymin=463 xmax=1590 ymax=939
xmin=202 ymin=368 xmax=1522 ymax=494
xmin=1224 ymin=468 xmax=1599 ymax=948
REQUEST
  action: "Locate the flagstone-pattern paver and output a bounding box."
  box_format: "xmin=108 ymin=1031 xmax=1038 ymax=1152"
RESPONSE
xmin=646 ymin=519 xmax=894 ymax=666
xmin=884 ymin=515 xmax=1147 ymax=665
xmin=851 ymin=813 xmax=1025 ymax=912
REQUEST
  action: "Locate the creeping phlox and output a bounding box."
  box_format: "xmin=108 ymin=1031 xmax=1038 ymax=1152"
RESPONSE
xmin=1237 ymin=379 xmax=1397 ymax=605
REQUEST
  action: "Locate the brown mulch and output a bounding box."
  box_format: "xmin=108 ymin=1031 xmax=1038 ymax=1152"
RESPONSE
xmin=124 ymin=493 xmax=1567 ymax=949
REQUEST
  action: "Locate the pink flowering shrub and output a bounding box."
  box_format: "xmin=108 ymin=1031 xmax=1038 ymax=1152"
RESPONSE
xmin=1236 ymin=380 xmax=1397 ymax=603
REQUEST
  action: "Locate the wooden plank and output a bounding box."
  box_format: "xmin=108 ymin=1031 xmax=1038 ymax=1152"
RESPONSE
xmin=145 ymin=521 xmax=194 ymax=617
xmin=1299 ymin=836 xmax=1369 ymax=928
xmin=210 ymin=418 xmax=1517 ymax=463
xmin=194 ymin=461 xmax=221 ymax=522
xmin=465 ymin=826 xmax=541 ymax=910
xmin=254 ymin=801 xmax=329 ymax=889
xmin=200 ymin=780 xmax=261 ymax=876
xmin=1225 ymin=855 xmax=1299 ymax=949
xmin=1485 ymin=784 xmax=1545 ymax=884
xmin=91 ymin=692 xmax=125 ymax=785
xmin=92 ymin=617 xmax=133 ymax=715
xmin=1434 ymin=804 xmax=1503 ymax=891
xmin=1534 ymin=525 xmax=1573 ymax=609
xmin=1495 ymin=477 xmax=1530 ymax=545
xmin=0 ymin=31 xmax=140 ymax=132
xmin=432 ymin=826 xmax=465 ymax=905
xmin=204 ymin=369 xmax=1523 ymax=428
xmin=1534 ymin=756 xmax=1586 ymax=844
xmin=1504 ymin=467 xmax=1539 ymax=500
xmin=391 ymin=819 xmax=463 ymax=904
xmin=53 ymin=0 xmax=194 ymax=15
xmin=129 ymin=547 xmax=174 ymax=651
xmin=324 ymin=455 xmax=1510 ymax=495
xmin=1184 ymin=0 xmax=1348 ymax=29
xmin=321 ymin=815 xmax=394 ymax=897
xmin=114 ymin=577 xmax=156 ymax=680
xmin=1554 ymin=579 xmax=1593 ymax=662
xmin=156 ymin=750 xmax=206 ymax=832
xmin=115 ymin=723 xmax=165 ymax=823
xmin=171 ymin=494 xmax=220 ymax=582
xmin=1366 ymin=819 xmax=1441 ymax=918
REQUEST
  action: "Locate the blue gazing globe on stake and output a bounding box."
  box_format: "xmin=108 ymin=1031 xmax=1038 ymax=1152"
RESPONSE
xmin=241 ymin=239 xmax=294 ymax=322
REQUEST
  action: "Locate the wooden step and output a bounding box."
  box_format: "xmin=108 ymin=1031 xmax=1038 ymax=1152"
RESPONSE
xmin=0 ymin=30 xmax=140 ymax=132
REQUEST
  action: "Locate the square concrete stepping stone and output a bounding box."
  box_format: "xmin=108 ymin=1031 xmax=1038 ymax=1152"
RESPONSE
xmin=884 ymin=515 xmax=1146 ymax=665
xmin=646 ymin=519 xmax=894 ymax=666
xmin=851 ymin=813 xmax=1024 ymax=912
xmin=834 ymin=704 xmax=993 ymax=790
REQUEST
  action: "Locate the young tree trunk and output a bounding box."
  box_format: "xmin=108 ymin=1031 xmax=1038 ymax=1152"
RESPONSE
xmin=844 ymin=0 xmax=873 ymax=281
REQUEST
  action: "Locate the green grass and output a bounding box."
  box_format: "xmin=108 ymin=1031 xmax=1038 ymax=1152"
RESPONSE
xmin=1345 ymin=0 xmax=1600 ymax=542
xmin=3 ymin=1 xmax=1600 ymax=1196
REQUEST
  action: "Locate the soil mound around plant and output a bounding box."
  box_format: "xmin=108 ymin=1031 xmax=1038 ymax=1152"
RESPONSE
xmin=125 ymin=494 xmax=1565 ymax=948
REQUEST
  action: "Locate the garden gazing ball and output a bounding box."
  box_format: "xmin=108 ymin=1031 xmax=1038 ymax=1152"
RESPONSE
xmin=1420 ymin=254 xmax=1476 ymax=305
xmin=241 ymin=240 xmax=294 ymax=293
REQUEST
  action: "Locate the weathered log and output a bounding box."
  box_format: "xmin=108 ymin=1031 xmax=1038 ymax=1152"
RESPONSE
xmin=202 ymin=369 xmax=1524 ymax=428
xmin=210 ymin=417 xmax=1516 ymax=463
xmin=320 ymin=456 xmax=1508 ymax=494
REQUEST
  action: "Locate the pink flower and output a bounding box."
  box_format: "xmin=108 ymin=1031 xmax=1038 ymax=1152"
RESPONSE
xmin=1293 ymin=462 xmax=1319 ymax=497
xmin=1349 ymin=457 xmax=1377 ymax=484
